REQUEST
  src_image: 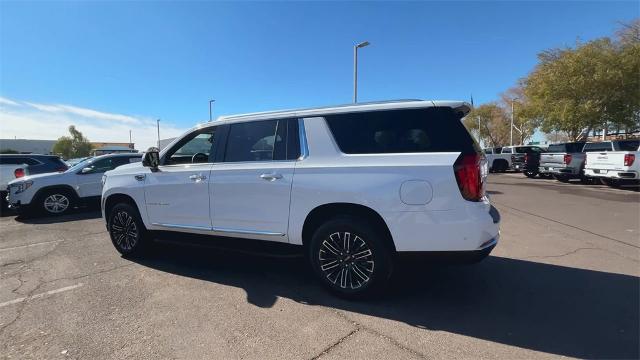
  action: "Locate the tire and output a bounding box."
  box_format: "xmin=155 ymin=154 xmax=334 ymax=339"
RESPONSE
xmin=524 ymin=171 xmax=538 ymax=178
xmin=107 ymin=203 xmax=150 ymax=256
xmin=603 ymin=178 xmax=621 ymax=188
xmin=36 ymin=189 xmax=75 ymax=216
xmin=308 ymin=216 xmax=393 ymax=299
xmin=554 ymin=175 xmax=570 ymax=183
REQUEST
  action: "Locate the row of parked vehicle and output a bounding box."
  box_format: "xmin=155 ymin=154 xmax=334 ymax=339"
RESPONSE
xmin=0 ymin=153 xmax=142 ymax=214
xmin=484 ymin=139 xmax=640 ymax=186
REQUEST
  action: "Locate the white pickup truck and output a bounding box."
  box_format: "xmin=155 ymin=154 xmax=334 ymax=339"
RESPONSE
xmin=584 ymin=140 xmax=640 ymax=186
xmin=483 ymin=147 xmax=511 ymax=172
xmin=1 ymin=164 xmax=29 ymax=208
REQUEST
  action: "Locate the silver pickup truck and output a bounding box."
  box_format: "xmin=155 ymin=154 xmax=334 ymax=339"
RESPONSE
xmin=539 ymin=142 xmax=586 ymax=182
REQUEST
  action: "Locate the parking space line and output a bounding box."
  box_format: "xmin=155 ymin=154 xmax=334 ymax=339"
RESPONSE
xmin=0 ymin=283 xmax=84 ymax=308
xmin=0 ymin=240 xmax=62 ymax=252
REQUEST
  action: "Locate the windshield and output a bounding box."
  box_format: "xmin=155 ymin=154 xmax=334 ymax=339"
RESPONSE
xmin=65 ymin=157 xmax=93 ymax=173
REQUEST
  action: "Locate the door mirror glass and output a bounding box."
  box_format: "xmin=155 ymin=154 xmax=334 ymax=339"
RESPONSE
xmin=142 ymin=147 xmax=160 ymax=169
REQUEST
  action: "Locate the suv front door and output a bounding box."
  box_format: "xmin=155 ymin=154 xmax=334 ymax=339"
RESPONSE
xmin=210 ymin=119 xmax=299 ymax=241
xmin=144 ymin=127 xmax=217 ymax=229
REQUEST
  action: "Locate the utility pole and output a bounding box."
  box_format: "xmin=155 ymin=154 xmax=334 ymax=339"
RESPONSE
xmin=209 ymin=99 xmax=215 ymax=122
xmin=156 ymin=119 xmax=160 ymax=149
xmin=353 ymin=41 xmax=370 ymax=103
xmin=510 ymin=97 xmax=518 ymax=146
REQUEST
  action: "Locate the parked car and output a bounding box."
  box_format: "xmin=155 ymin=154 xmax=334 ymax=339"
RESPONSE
xmin=484 ymin=147 xmax=511 ymax=172
xmin=1 ymin=164 xmax=29 ymax=209
xmin=538 ymin=142 xmax=586 ymax=182
xmin=0 ymin=154 xmax=68 ymax=175
xmin=7 ymin=153 xmax=142 ymax=216
xmin=584 ymin=140 xmax=640 ymax=186
xmin=101 ymin=100 xmax=500 ymax=298
xmin=66 ymin=156 xmax=92 ymax=167
xmin=502 ymin=146 xmax=545 ymax=172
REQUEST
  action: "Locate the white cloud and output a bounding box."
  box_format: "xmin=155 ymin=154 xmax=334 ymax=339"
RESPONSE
xmin=0 ymin=96 xmax=19 ymax=106
xmin=0 ymin=96 xmax=188 ymax=150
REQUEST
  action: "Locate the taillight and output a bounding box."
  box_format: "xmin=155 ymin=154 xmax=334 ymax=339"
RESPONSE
xmin=14 ymin=168 xmax=25 ymax=178
xmin=564 ymin=154 xmax=572 ymax=165
xmin=454 ymin=153 xmax=484 ymax=202
xmin=624 ymin=154 xmax=635 ymax=167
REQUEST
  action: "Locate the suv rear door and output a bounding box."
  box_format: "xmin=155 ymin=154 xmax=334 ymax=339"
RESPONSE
xmin=210 ymin=119 xmax=299 ymax=241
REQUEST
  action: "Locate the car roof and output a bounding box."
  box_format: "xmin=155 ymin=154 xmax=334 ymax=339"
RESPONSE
xmin=210 ymin=99 xmax=471 ymax=125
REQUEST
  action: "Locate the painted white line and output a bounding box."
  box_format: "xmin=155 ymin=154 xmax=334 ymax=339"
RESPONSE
xmin=0 ymin=283 xmax=84 ymax=308
xmin=0 ymin=240 xmax=62 ymax=252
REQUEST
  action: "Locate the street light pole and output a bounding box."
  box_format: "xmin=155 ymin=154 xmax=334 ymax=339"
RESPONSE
xmin=353 ymin=41 xmax=370 ymax=103
xmin=510 ymin=98 xmax=518 ymax=146
xmin=209 ymin=99 xmax=215 ymax=122
xmin=156 ymin=119 xmax=160 ymax=149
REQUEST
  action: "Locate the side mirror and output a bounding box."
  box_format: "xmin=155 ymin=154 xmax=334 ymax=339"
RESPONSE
xmin=81 ymin=167 xmax=93 ymax=174
xmin=142 ymin=147 xmax=160 ymax=170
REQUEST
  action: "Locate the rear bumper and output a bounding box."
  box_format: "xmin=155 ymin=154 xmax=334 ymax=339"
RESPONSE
xmin=539 ymin=166 xmax=580 ymax=176
xmin=584 ymin=169 xmax=638 ymax=179
xmin=397 ymin=237 xmax=498 ymax=264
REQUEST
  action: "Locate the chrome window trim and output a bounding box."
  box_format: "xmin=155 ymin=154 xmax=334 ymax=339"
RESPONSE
xmin=152 ymin=223 xmax=285 ymax=237
xmin=298 ymin=118 xmax=309 ymax=160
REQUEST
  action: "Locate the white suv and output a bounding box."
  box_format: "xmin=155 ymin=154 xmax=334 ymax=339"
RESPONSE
xmin=101 ymin=100 xmax=500 ymax=297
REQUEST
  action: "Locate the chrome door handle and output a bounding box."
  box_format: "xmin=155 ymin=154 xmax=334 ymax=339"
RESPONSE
xmin=189 ymin=174 xmax=207 ymax=181
xmin=260 ymin=173 xmax=283 ymax=181
xmin=134 ymin=174 xmax=146 ymax=181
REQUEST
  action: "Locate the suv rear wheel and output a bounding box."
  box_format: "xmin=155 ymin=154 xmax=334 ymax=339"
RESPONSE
xmin=308 ymin=216 xmax=393 ymax=298
xmin=108 ymin=203 xmax=149 ymax=256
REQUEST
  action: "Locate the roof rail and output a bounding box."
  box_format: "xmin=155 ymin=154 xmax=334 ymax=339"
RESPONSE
xmin=220 ymin=99 xmax=425 ymax=120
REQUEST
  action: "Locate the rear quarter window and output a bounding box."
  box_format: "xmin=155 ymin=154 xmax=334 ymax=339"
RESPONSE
xmin=324 ymin=107 xmax=479 ymax=154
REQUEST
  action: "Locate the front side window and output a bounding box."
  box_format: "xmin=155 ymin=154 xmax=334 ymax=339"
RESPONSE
xmin=224 ymin=120 xmax=286 ymax=162
xmin=165 ymin=128 xmax=216 ymax=165
xmin=81 ymin=158 xmax=118 ymax=174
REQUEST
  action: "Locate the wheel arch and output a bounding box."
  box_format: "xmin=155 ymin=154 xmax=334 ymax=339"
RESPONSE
xmin=301 ymin=202 xmax=396 ymax=253
xmin=103 ymin=193 xmax=142 ymax=221
xmin=32 ymin=185 xmax=80 ymax=203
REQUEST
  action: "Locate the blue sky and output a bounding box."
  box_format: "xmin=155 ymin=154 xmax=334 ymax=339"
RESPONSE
xmin=0 ymin=1 xmax=637 ymax=148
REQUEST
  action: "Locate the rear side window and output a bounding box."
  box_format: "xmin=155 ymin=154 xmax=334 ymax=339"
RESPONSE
xmin=224 ymin=119 xmax=287 ymax=162
xmin=547 ymin=144 xmax=566 ymax=153
xmin=46 ymin=156 xmax=67 ymax=167
xmin=324 ymin=108 xmax=479 ymax=154
xmin=583 ymin=142 xmax=612 ymax=152
xmin=616 ymin=140 xmax=640 ymax=151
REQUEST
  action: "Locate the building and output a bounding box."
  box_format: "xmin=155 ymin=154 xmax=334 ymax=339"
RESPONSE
xmin=0 ymin=138 xmax=137 ymax=156
xmin=92 ymin=145 xmax=138 ymax=156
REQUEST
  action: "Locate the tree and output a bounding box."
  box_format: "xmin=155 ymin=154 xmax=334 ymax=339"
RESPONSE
xmin=0 ymin=148 xmax=19 ymax=154
xmin=499 ymin=84 xmax=540 ymax=145
xmin=463 ymin=103 xmax=511 ymax=147
xmin=53 ymin=126 xmax=92 ymax=159
xmin=523 ymin=20 xmax=640 ymax=141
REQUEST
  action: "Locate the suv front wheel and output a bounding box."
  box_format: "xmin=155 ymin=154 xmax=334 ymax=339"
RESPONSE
xmin=108 ymin=203 xmax=149 ymax=256
xmin=308 ymin=216 xmax=393 ymax=298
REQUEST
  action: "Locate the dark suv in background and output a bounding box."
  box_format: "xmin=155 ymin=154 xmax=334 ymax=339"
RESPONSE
xmin=0 ymin=154 xmax=68 ymax=174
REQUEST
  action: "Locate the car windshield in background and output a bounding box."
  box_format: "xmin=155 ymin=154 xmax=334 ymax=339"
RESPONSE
xmin=66 ymin=158 xmax=93 ymax=173
xmin=583 ymin=142 xmax=612 ymax=152
xmin=617 ymin=140 xmax=640 ymax=151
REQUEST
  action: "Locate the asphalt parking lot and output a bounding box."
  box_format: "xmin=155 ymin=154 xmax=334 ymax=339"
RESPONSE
xmin=1 ymin=173 xmax=638 ymax=359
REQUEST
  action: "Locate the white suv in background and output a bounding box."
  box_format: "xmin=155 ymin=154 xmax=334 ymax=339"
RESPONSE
xmin=8 ymin=153 xmax=141 ymax=216
xmin=101 ymin=100 xmax=500 ymax=297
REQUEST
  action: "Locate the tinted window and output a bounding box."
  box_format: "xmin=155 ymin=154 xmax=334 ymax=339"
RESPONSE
xmin=547 ymin=144 xmax=566 ymax=153
xmin=515 ymin=146 xmax=543 ymax=153
xmin=325 ymin=108 xmax=478 ymax=154
xmin=165 ymin=128 xmax=216 ymax=165
xmin=82 ymin=158 xmax=118 ymax=173
xmin=583 ymin=142 xmax=612 ymax=152
xmin=286 ymin=119 xmax=301 ymax=160
xmin=224 ymin=120 xmax=286 ymax=162
xmin=501 ymin=148 xmax=512 ymax=154
xmin=616 ymin=140 xmax=640 ymax=151
xmin=483 ymin=148 xmax=493 ymax=154
xmin=0 ymin=157 xmax=29 ymax=165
